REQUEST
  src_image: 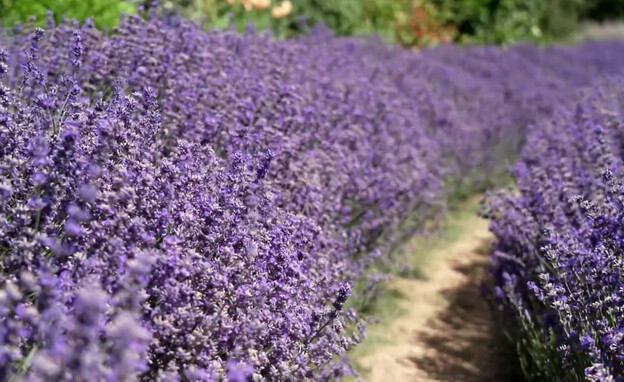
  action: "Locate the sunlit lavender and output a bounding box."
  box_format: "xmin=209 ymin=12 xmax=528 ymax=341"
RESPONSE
xmin=2 ymin=7 xmax=624 ymax=381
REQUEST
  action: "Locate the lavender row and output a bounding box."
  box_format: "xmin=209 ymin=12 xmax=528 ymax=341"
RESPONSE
xmin=486 ymin=78 xmax=624 ymax=380
xmin=2 ymin=9 xmax=624 ymax=381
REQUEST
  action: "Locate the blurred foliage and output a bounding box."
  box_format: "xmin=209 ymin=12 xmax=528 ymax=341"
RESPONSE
xmin=154 ymin=0 xmax=401 ymax=41
xmin=3 ymin=0 xmax=623 ymax=45
xmin=0 ymin=0 xmax=136 ymax=29
xmin=582 ymin=0 xmax=624 ymax=22
xmin=153 ymin=0 xmax=617 ymax=46
xmin=154 ymin=0 xmax=453 ymax=46
xmin=430 ymin=0 xmax=587 ymax=44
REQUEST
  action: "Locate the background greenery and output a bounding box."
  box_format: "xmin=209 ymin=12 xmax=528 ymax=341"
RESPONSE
xmin=134 ymin=0 xmax=624 ymax=45
xmin=0 ymin=0 xmax=136 ymax=29
xmin=583 ymin=0 xmax=624 ymax=21
xmin=1 ymin=0 xmax=624 ymax=45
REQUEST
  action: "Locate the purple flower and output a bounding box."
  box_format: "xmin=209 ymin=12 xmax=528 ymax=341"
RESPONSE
xmin=227 ymin=360 xmax=254 ymax=382
xmin=1 ymin=7 xmax=624 ymax=381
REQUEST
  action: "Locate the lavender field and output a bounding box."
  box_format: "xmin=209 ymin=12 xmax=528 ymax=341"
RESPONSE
xmin=2 ymin=6 xmax=624 ymax=382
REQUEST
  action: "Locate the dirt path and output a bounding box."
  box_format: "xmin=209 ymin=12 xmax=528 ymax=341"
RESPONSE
xmin=351 ymin=198 xmax=520 ymax=382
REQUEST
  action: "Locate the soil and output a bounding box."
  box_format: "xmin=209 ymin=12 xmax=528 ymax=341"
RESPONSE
xmin=354 ymin=203 xmax=521 ymax=382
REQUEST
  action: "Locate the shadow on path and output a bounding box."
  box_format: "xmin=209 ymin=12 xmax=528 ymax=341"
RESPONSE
xmin=407 ymin=242 xmax=524 ymax=382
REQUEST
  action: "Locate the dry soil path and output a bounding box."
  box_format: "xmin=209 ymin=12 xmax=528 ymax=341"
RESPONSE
xmin=353 ymin=199 xmax=520 ymax=382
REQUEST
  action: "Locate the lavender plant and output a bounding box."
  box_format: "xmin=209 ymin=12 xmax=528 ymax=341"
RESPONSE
xmin=486 ymin=79 xmax=624 ymax=381
xmin=2 ymin=7 xmax=624 ymax=381
xmin=0 ymin=21 xmax=361 ymax=381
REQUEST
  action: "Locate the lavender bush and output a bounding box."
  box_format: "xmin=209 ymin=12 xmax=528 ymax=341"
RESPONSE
xmin=486 ymin=79 xmax=624 ymax=381
xmin=2 ymin=7 xmax=624 ymax=381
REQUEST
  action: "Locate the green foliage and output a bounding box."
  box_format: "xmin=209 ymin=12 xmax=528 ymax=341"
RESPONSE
xmin=289 ymin=0 xmax=410 ymax=41
xmin=431 ymin=0 xmax=586 ymax=44
xmin=293 ymin=0 xmax=365 ymax=36
xmin=155 ymin=0 xmax=414 ymax=43
xmin=360 ymin=0 xmax=410 ymax=41
xmin=155 ymin=0 xmax=286 ymax=37
xmin=582 ymin=0 xmax=624 ymax=21
xmin=121 ymin=0 xmax=624 ymax=45
xmin=0 ymin=0 xmax=136 ymax=29
xmin=5 ymin=0 xmax=619 ymax=44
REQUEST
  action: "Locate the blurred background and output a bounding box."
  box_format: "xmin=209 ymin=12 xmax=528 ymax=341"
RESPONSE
xmin=1 ymin=0 xmax=624 ymax=46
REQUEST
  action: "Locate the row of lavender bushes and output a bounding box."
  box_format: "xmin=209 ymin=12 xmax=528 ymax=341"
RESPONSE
xmin=486 ymin=78 xmax=624 ymax=381
xmin=2 ymin=8 xmax=624 ymax=381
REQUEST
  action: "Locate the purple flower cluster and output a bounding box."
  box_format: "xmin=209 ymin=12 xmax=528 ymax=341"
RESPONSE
xmin=0 ymin=19 xmax=361 ymax=380
xmin=2 ymin=8 xmax=624 ymax=381
xmin=486 ymin=79 xmax=624 ymax=381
